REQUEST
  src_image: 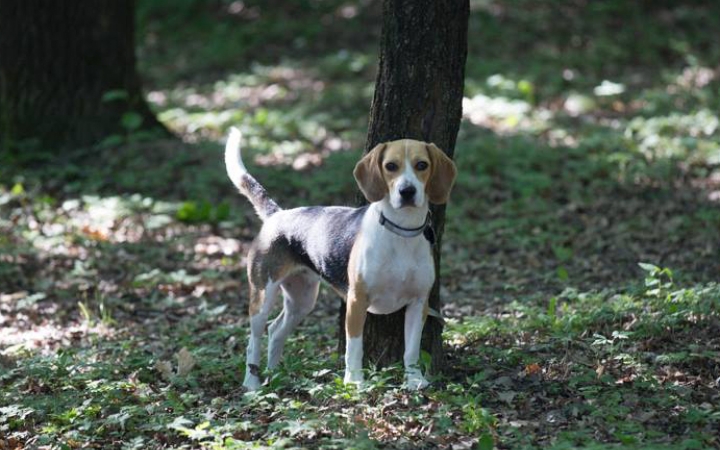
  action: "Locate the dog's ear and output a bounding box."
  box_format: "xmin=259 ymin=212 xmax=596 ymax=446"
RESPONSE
xmin=354 ymin=143 xmax=388 ymax=203
xmin=426 ymin=143 xmax=457 ymax=205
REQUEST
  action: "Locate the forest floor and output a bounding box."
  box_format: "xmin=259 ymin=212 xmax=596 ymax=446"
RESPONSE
xmin=2 ymin=1 xmax=720 ymax=449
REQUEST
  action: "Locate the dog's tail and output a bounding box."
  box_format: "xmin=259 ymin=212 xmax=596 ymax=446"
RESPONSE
xmin=224 ymin=127 xmax=281 ymax=221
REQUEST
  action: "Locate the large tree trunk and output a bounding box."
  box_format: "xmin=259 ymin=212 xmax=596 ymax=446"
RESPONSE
xmin=0 ymin=0 xmax=166 ymax=151
xmin=340 ymin=0 xmax=468 ymax=374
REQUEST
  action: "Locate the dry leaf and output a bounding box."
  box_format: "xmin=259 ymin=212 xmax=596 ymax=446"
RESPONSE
xmin=81 ymin=225 xmax=109 ymax=241
xmin=497 ymin=390 xmax=517 ymax=405
xmin=175 ymin=347 xmax=196 ymax=377
xmin=155 ymin=360 xmax=173 ymax=380
xmin=525 ymin=363 xmax=542 ymax=376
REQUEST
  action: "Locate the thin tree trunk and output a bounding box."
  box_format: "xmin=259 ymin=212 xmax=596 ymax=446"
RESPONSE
xmin=0 ymin=0 xmax=167 ymax=151
xmin=340 ymin=0 xmax=469 ymax=374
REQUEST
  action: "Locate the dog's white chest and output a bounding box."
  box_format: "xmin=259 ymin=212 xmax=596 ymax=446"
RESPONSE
xmin=358 ymin=230 xmax=435 ymax=315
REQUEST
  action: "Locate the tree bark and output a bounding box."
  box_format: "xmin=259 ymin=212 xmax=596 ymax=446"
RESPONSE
xmin=340 ymin=0 xmax=469 ymax=374
xmin=0 ymin=0 xmax=167 ymax=151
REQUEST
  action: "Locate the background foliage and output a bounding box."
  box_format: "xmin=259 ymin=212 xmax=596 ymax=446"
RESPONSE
xmin=1 ymin=0 xmax=719 ymax=448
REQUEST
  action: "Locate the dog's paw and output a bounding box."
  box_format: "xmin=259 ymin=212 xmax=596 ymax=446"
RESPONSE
xmin=404 ymin=371 xmax=429 ymax=391
xmin=242 ymin=375 xmax=262 ymax=391
xmin=343 ymin=370 xmax=364 ymax=387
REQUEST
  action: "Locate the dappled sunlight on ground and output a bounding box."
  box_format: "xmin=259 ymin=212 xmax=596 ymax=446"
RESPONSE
xmin=150 ymin=60 xmax=366 ymax=169
xmin=462 ymin=93 xmax=551 ymax=135
xmin=3 ymin=0 xmax=720 ymax=448
xmin=0 ymin=313 xmax=115 ymax=357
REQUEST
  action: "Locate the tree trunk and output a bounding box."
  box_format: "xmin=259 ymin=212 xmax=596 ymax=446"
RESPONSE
xmin=340 ymin=0 xmax=469 ymax=374
xmin=0 ymin=0 xmax=166 ymax=152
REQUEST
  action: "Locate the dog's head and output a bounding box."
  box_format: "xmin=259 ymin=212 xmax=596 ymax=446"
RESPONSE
xmin=354 ymin=139 xmax=457 ymax=208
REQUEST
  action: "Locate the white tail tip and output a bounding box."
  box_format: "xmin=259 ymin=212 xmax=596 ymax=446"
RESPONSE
xmin=224 ymin=127 xmax=247 ymax=187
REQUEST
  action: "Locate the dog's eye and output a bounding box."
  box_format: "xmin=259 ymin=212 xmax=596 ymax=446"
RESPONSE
xmin=384 ymin=162 xmax=399 ymax=172
xmin=415 ymin=161 xmax=429 ymax=171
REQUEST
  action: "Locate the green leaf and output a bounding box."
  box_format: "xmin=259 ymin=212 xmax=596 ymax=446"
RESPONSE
xmin=547 ymin=296 xmax=557 ymax=319
xmin=168 ymin=269 xmax=201 ymax=285
xmin=101 ymin=89 xmax=129 ymax=102
xmin=213 ymin=202 xmax=230 ymax=222
xmin=638 ymin=262 xmax=659 ymax=273
xmin=556 ymin=266 xmax=569 ymax=281
xmin=11 ymin=182 xmax=24 ymax=195
xmin=121 ymin=112 xmax=144 ymax=131
xmin=681 ymin=438 xmax=706 ymax=449
xmin=478 ymin=432 xmax=495 ymax=450
xmin=420 ymin=350 xmax=432 ymax=372
xmin=176 ymin=201 xmax=202 ymax=223
xmin=99 ymin=134 xmax=124 ymax=148
xmin=518 ymin=79 xmax=534 ymax=103
xmin=167 ymin=415 xmax=193 ymax=431
xmin=614 ymin=432 xmax=637 ymax=445
xmin=254 ymin=108 xmax=269 ymax=125
xmin=552 ymin=245 xmax=573 ymax=262
xmin=176 ymin=200 xmax=227 ymax=224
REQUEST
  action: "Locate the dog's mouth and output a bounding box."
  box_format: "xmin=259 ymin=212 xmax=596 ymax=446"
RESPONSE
xmin=399 ymin=198 xmax=416 ymax=208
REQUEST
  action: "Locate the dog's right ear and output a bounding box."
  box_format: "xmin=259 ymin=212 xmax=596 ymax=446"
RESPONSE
xmin=354 ymin=143 xmax=387 ymax=203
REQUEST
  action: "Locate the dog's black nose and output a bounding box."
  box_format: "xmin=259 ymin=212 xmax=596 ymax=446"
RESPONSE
xmin=399 ymin=185 xmax=416 ymax=201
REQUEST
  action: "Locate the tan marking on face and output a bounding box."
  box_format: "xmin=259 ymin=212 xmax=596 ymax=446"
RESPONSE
xmin=379 ymin=139 xmax=432 ymax=191
xmin=410 ymin=144 xmax=432 ymax=185
xmin=380 ymin=143 xmax=404 ymax=194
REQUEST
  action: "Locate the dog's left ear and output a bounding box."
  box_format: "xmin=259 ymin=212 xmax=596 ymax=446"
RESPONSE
xmin=354 ymin=143 xmax=388 ymax=202
xmin=426 ymin=143 xmax=457 ymax=205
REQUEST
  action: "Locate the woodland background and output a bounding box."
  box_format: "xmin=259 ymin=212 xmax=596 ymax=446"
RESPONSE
xmin=1 ymin=0 xmax=719 ymax=448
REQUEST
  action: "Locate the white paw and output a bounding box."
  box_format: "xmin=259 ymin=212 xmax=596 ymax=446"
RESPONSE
xmin=243 ymin=375 xmax=262 ymax=391
xmin=343 ymin=370 xmax=364 ymax=387
xmin=404 ymin=371 xmax=429 ymax=390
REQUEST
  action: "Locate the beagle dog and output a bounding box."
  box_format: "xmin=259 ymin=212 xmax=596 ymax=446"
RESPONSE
xmin=224 ymin=128 xmax=456 ymax=391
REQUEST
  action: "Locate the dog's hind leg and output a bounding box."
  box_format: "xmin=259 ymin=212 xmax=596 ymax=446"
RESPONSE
xmin=267 ymin=270 xmax=320 ymax=370
xmin=243 ymin=279 xmax=281 ymax=391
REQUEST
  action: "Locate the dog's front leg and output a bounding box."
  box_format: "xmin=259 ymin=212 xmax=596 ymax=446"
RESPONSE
xmin=344 ymin=287 xmax=368 ymax=386
xmin=404 ymin=299 xmax=430 ymax=390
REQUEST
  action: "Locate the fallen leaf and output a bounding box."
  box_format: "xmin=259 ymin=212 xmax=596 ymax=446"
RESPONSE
xmin=493 ymin=376 xmax=513 ymax=388
xmin=497 ymin=390 xmax=517 ymax=405
xmin=176 ymin=347 xmax=196 ymax=377
xmin=81 ymin=225 xmax=109 ymax=241
xmin=525 ymin=363 xmax=542 ymax=376
xmin=596 ymin=364 xmax=605 ymax=378
xmin=155 ymin=360 xmax=173 ymax=380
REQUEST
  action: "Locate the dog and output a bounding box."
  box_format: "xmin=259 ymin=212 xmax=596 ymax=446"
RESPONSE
xmin=224 ymin=128 xmax=456 ymax=390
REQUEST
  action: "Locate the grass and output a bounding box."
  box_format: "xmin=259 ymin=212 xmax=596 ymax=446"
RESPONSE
xmin=2 ymin=0 xmax=720 ymax=448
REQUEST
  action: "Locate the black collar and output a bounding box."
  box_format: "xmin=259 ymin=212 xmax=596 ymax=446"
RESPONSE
xmin=379 ymin=211 xmax=432 ymax=240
